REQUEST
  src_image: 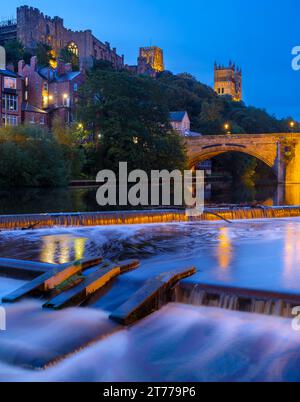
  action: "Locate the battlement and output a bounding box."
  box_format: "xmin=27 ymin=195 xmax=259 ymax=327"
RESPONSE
xmin=214 ymin=60 xmax=242 ymax=102
xmin=139 ymin=46 xmax=164 ymax=72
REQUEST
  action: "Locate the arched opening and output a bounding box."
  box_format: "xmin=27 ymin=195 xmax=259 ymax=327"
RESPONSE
xmin=191 ymin=150 xmax=278 ymax=206
xmin=68 ymin=42 xmax=79 ymax=57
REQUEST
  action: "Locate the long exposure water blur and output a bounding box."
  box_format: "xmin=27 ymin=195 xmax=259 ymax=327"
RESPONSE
xmin=2 ymin=217 xmax=300 ymax=381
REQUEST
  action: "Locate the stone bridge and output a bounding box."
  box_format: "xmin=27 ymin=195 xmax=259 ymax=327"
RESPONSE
xmin=186 ymin=133 xmax=300 ymax=184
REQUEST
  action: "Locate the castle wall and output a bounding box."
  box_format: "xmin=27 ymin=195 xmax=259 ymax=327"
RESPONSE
xmin=16 ymin=6 xmax=124 ymax=69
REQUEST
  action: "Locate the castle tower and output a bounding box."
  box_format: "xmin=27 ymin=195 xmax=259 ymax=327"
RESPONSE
xmin=214 ymin=62 xmax=242 ymax=102
xmin=139 ymin=46 xmax=164 ymax=73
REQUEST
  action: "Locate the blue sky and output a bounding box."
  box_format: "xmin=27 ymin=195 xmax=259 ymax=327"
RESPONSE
xmin=1 ymin=0 xmax=300 ymax=119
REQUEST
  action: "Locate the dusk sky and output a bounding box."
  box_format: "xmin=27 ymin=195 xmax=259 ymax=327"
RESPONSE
xmin=1 ymin=0 xmax=300 ymax=120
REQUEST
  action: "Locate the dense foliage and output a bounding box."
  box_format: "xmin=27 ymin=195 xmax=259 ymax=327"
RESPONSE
xmin=0 ymin=126 xmax=84 ymax=187
xmin=156 ymin=71 xmax=298 ymax=135
xmin=77 ymin=69 xmax=187 ymax=173
xmin=4 ymin=39 xmax=32 ymax=69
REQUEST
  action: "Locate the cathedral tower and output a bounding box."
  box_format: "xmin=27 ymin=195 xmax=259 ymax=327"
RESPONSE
xmin=214 ymin=61 xmax=242 ymax=102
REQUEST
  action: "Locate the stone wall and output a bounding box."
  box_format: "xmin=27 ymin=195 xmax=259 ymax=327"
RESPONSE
xmin=16 ymin=6 xmax=124 ymax=69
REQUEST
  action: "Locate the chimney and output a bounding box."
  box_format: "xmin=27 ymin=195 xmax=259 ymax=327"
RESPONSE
xmin=30 ymin=56 xmax=38 ymax=71
xmin=57 ymin=59 xmax=66 ymax=76
xmin=0 ymin=46 xmax=6 ymax=70
xmin=18 ymin=60 xmax=25 ymax=75
xmin=65 ymin=63 xmax=72 ymax=73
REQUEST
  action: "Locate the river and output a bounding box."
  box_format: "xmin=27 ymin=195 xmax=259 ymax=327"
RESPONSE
xmin=1 ymin=182 xmax=300 ymax=215
xmin=1 ymin=219 xmax=300 ymax=381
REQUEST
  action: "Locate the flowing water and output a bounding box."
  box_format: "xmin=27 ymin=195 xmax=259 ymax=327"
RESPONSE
xmin=2 ymin=219 xmax=300 ymax=381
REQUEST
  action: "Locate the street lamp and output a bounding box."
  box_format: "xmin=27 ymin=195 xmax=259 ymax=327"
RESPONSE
xmin=289 ymin=121 xmax=296 ymax=132
xmin=224 ymin=123 xmax=231 ymax=135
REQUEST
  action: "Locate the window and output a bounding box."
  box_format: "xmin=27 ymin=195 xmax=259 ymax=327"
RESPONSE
xmin=40 ymin=116 xmax=45 ymax=125
xmin=25 ymin=77 xmax=29 ymax=87
xmin=63 ymin=94 xmax=70 ymax=107
xmin=43 ymin=82 xmax=48 ymax=91
xmin=74 ymin=83 xmax=78 ymax=92
xmin=2 ymin=115 xmax=18 ymax=126
xmin=2 ymin=94 xmax=18 ymax=112
xmin=68 ymin=42 xmax=79 ymax=56
xmin=4 ymin=77 xmax=17 ymax=90
xmin=24 ymin=91 xmax=28 ymax=101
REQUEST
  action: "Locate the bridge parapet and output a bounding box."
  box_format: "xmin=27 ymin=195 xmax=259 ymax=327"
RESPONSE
xmin=186 ymin=133 xmax=300 ymax=184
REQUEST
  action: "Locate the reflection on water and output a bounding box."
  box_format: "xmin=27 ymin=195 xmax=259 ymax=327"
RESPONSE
xmin=0 ymin=183 xmax=300 ymax=215
xmin=217 ymin=227 xmax=232 ymax=270
xmin=2 ymin=219 xmax=300 ymax=293
xmin=2 ymin=221 xmax=300 ymax=381
xmin=40 ymin=235 xmax=87 ymax=264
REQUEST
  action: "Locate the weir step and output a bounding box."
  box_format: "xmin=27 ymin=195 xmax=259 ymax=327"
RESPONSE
xmin=110 ymin=266 xmax=196 ymax=326
xmin=2 ymin=257 xmax=103 ymax=303
xmin=176 ymin=282 xmax=300 ymax=318
xmin=43 ymin=259 xmax=140 ymax=310
xmin=0 ymin=258 xmax=56 ymax=279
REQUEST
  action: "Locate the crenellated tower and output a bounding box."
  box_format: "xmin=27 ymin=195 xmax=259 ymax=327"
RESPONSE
xmin=214 ymin=61 xmax=242 ymax=102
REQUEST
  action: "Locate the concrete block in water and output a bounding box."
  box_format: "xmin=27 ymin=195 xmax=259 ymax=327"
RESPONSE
xmin=110 ymin=266 xmax=196 ymax=326
xmin=2 ymin=257 xmax=103 ymax=303
xmin=43 ymin=260 xmax=140 ymax=310
xmin=0 ymin=258 xmax=56 ymax=279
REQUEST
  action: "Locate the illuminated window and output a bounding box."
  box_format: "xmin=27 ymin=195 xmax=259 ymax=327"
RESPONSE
xmin=63 ymin=94 xmax=69 ymax=107
xmin=2 ymin=115 xmax=18 ymax=126
xmin=43 ymin=82 xmax=48 ymax=91
xmin=68 ymin=42 xmax=79 ymax=56
xmin=4 ymin=77 xmax=17 ymax=90
xmin=2 ymin=94 xmax=18 ymax=111
xmin=25 ymin=77 xmax=29 ymax=87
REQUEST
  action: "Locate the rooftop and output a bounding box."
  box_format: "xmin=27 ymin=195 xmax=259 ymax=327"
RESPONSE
xmin=38 ymin=67 xmax=81 ymax=82
xmin=0 ymin=68 xmax=19 ymax=78
xmin=169 ymin=111 xmax=188 ymax=122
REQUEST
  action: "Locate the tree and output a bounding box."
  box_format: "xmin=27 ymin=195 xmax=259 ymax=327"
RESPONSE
xmin=36 ymin=43 xmax=53 ymax=67
xmin=60 ymin=47 xmax=79 ymax=70
xmin=4 ymin=39 xmax=32 ymax=69
xmin=78 ymin=70 xmax=187 ymax=173
xmin=0 ymin=126 xmax=76 ymax=187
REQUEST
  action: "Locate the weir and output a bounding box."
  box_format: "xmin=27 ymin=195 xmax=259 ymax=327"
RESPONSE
xmin=1 ymin=206 xmax=300 ymax=230
xmin=175 ymin=282 xmax=300 ymax=318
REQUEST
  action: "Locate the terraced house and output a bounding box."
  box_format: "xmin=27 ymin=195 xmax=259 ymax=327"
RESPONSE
xmin=0 ymin=46 xmax=22 ymax=127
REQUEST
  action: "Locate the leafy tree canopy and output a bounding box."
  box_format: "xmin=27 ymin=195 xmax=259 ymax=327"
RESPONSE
xmin=78 ymin=69 xmax=187 ymax=173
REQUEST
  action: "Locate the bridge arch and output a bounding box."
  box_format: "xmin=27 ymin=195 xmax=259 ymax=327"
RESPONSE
xmin=189 ymin=147 xmax=274 ymax=170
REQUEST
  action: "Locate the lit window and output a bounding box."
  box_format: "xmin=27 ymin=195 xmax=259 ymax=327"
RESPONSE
xmin=63 ymin=94 xmax=70 ymax=107
xmin=2 ymin=115 xmax=18 ymax=126
xmin=43 ymin=82 xmax=48 ymax=91
xmin=25 ymin=77 xmax=29 ymax=87
xmin=4 ymin=77 xmax=17 ymax=90
xmin=68 ymin=42 xmax=79 ymax=56
xmin=2 ymin=94 xmax=18 ymax=111
xmin=25 ymin=91 xmax=28 ymax=101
